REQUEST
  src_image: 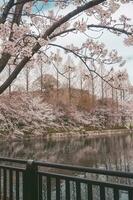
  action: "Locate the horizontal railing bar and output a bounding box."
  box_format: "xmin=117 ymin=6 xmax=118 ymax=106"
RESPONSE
xmin=36 ymin=161 xmax=133 ymax=178
xmin=0 ymin=157 xmax=133 ymax=179
xmin=0 ymin=157 xmax=27 ymax=164
xmin=0 ymin=164 xmax=25 ymax=172
xmin=38 ymin=171 xmax=133 ymax=190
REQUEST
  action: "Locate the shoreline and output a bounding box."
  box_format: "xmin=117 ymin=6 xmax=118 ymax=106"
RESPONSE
xmin=0 ymin=128 xmax=132 ymax=142
xmin=45 ymin=128 xmax=132 ymax=139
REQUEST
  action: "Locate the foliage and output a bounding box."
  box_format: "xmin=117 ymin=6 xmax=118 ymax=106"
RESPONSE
xmin=0 ymin=93 xmax=132 ymax=137
xmin=33 ymin=74 xmax=58 ymax=91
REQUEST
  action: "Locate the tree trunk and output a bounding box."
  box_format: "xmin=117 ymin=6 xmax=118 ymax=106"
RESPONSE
xmin=8 ymin=65 xmax=11 ymax=95
xmin=56 ymin=70 xmax=59 ymax=102
xmin=40 ymin=64 xmax=43 ymax=93
xmin=26 ymin=66 xmax=29 ymax=93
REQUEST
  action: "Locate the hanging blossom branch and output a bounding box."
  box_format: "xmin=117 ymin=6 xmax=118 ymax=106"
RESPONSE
xmin=50 ymin=24 xmax=132 ymax=39
xmin=0 ymin=0 xmax=105 ymax=94
xmin=38 ymin=51 xmax=69 ymax=80
xmin=49 ymin=43 xmax=124 ymax=91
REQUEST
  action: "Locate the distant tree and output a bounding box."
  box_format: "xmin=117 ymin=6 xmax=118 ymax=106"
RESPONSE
xmin=64 ymin=56 xmax=76 ymax=104
xmin=25 ymin=64 xmax=30 ymax=92
xmin=33 ymin=74 xmax=58 ymax=94
xmin=50 ymin=49 xmax=62 ymax=101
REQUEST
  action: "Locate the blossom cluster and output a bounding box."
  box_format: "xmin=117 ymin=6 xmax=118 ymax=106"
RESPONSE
xmin=73 ymin=19 xmax=87 ymax=32
xmin=124 ymin=36 xmax=133 ymax=46
xmin=0 ymin=0 xmax=132 ymax=76
xmin=0 ymin=22 xmax=33 ymax=58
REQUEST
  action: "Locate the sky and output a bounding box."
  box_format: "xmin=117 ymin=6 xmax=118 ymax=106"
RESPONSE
xmin=32 ymin=1 xmax=55 ymax=13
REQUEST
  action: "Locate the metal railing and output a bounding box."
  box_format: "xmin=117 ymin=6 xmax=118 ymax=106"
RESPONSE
xmin=0 ymin=157 xmax=133 ymax=200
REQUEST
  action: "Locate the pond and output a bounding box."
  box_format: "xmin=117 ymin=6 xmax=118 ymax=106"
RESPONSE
xmin=0 ymin=131 xmax=133 ymax=200
xmin=0 ymin=131 xmax=133 ymax=172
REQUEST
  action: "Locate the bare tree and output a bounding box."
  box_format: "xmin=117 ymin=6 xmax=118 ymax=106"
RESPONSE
xmin=64 ymin=56 xmax=76 ymax=104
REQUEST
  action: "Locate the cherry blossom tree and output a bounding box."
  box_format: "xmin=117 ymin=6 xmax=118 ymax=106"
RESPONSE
xmin=0 ymin=0 xmax=132 ymax=94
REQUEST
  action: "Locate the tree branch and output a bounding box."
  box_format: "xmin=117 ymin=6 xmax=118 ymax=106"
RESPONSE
xmin=42 ymin=0 xmax=105 ymax=39
xmin=50 ymin=24 xmax=132 ymax=39
xmin=0 ymin=0 xmax=105 ymax=94
xmin=0 ymin=0 xmax=14 ymax=24
xmin=49 ymin=43 xmax=124 ymax=91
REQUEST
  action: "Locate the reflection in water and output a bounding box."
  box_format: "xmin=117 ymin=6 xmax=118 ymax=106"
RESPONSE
xmin=0 ymin=132 xmax=133 ymax=172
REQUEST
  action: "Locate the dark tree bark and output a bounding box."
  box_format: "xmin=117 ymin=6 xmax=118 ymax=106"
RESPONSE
xmin=0 ymin=0 xmax=25 ymax=72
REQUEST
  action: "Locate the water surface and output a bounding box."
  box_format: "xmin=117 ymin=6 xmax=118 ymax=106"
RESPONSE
xmin=0 ymin=132 xmax=133 ymax=172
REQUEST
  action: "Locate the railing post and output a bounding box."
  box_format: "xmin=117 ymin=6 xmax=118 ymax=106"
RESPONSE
xmin=23 ymin=160 xmax=38 ymax=200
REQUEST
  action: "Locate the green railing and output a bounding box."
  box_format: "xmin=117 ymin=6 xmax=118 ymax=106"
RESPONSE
xmin=0 ymin=157 xmax=133 ymax=200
